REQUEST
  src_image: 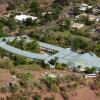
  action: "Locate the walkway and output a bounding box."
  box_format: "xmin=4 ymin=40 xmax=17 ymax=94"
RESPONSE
xmin=0 ymin=41 xmax=49 ymax=60
xmin=0 ymin=36 xmax=100 ymax=69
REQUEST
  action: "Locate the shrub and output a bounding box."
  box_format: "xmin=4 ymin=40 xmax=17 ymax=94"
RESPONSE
xmin=0 ymin=86 xmax=8 ymax=93
xmin=9 ymin=84 xmax=18 ymax=93
xmin=51 ymin=83 xmax=59 ymax=92
xmin=84 ymin=67 xmax=97 ymax=74
xmin=0 ymin=60 xmax=14 ymax=70
xmin=61 ymin=92 xmax=69 ymax=100
xmin=71 ymin=38 xmax=86 ymax=51
xmin=17 ymin=72 xmax=32 ymax=88
xmin=33 ymin=94 xmax=41 ymax=100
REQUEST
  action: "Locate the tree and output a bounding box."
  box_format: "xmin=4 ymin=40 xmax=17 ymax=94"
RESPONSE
xmin=19 ymin=24 xmax=26 ymax=34
xmin=53 ymin=0 xmax=69 ymax=6
xmin=23 ymin=18 xmax=33 ymax=26
xmin=95 ymin=42 xmax=100 ymax=57
xmin=49 ymin=57 xmax=58 ymax=65
xmin=71 ymin=38 xmax=85 ymax=51
xmin=59 ymin=18 xmax=71 ymax=31
xmin=27 ymin=40 xmax=39 ymax=52
xmin=14 ymin=55 xmax=28 ymax=65
xmin=23 ymin=18 xmax=37 ymax=26
xmin=56 ymin=63 xmax=67 ymax=70
xmin=7 ymin=17 xmax=16 ymax=31
xmin=73 ymin=7 xmax=80 ymax=16
xmin=30 ymin=1 xmax=41 ymax=17
xmin=44 ymin=13 xmax=53 ymax=22
xmin=0 ymin=22 xmax=3 ymax=32
xmin=9 ymin=84 xmax=18 ymax=93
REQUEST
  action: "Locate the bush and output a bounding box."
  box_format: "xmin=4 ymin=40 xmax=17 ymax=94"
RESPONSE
xmin=71 ymin=38 xmax=86 ymax=51
xmin=59 ymin=18 xmax=71 ymax=32
xmin=0 ymin=86 xmax=8 ymax=93
xmin=0 ymin=32 xmax=9 ymax=37
xmin=0 ymin=60 xmax=14 ymax=70
xmin=84 ymin=67 xmax=97 ymax=74
xmin=61 ymin=92 xmax=69 ymax=100
xmin=17 ymin=72 xmax=32 ymax=88
xmin=56 ymin=63 xmax=68 ymax=70
xmin=9 ymin=84 xmax=18 ymax=93
xmin=30 ymin=1 xmax=41 ymax=17
xmin=51 ymin=83 xmax=59 ymax=92
xmin=33 ymin=94 xmax=41 ymax=100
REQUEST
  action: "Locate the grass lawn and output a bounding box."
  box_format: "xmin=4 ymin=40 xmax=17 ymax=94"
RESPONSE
xmin=51 ymin=30 xmax=91 ymax=41
xmin=17 ymin=63 xmax=44 ymax=71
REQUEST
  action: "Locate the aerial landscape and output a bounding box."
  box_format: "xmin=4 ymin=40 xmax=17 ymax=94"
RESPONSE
xmin=0 ymin=0 xmax=100 ymax=100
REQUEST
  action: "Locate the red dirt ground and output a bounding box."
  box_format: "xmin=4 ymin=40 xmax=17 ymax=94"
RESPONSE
xmin=0 ymin=69 xmax=100 ymax=100
xmin=0 ymin=69 xmax=11 ymax=86
xmin=69 ymin=86 xmax=100 ymax=100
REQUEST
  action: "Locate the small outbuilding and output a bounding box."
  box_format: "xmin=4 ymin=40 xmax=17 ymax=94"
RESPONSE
xmin=79 ymin=3 xmax=92 ymax=11
xmin=71 ymin=23 xmax=84 ymax=29
xmin=14 ymin=15 xmax=37 ymax=22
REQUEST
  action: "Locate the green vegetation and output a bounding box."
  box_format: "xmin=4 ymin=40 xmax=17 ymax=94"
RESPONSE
xmin=71 ymin=38 xmax=86 ymax=51
xmin=0 ymin=0 xmax=99 ymax=99
xmin=53 ymin=0 xmax=69 ymax=6
xmin=42 ymin=76 xmax=59 ymax=92
xmin=59 ymin=18 xmax=71 ymax=32
xmin=77 ymin=16 xmax=94 ymax=26
xmin=7 ymin=37 xmax=40 ymax=53
xmin=7 ymin=17 xmax=16 ymax=31
xmin=30 ymin=1 xmax=41 ymax=17
xmin=0 ymin=59 xmax=14 ymax=70
xmin=33 ymin=94 xmax=41 ymax=100
xmin=72 ymin=6 xmax=80 ymax=16
xmin=23 ymin=18 xmax=37 ymax=26
xmin=95 ymin=42 xmax=100 ymax=57
xmin=17 ymin=64 xmax=44 ymax=71
xmin=49 ymin=57 xmax=58 ymax=66
xmin=17 ymin=72 xmax=32 ymax=88
xmin=84 ymin=67 xmax=97 ymax=74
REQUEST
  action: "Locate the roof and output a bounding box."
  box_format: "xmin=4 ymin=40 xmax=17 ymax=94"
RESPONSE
xmin=79 ymin=7 xmax=87 ymax=11
xmin=89 ymin=15 xmax=97 ymax=21
xmin=0 ymin=41 xmax=49 ymax=60
xmin=49 ymin=48 xmax=100 ymax=70
xmin=75 ymin=53 xmax=100 ymax=68
xmin=80 ymin=3 xmax=88 ymax=7
xmin=0 ymin=36 xmax=100 ymax=70
xmin=96 ymin=17 xmax=100 ymax=22
xmin=44 ymin=48 xmax=100 ymax=70
xmin=79 ymin=3 xmax=92 ymax=11
xmin=38 ymin=42 xmax=64 ymax=52
xmin=71 ymin=23 xmax=84 ymax=28
xmin=14 ymin=15 xmax=37 ymax=21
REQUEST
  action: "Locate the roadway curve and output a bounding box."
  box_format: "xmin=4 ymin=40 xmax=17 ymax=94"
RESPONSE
xmin=0 ymin=36 xmax=50 ymax=60
xmin=0 ymin=36 xmax=65 ymax=68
